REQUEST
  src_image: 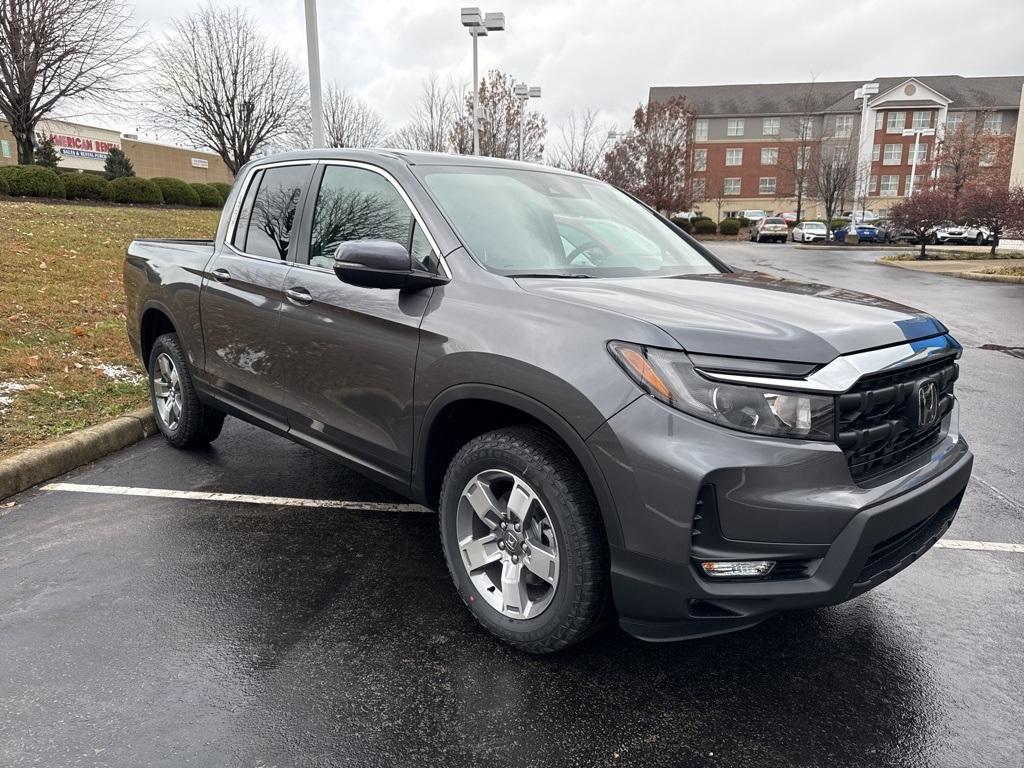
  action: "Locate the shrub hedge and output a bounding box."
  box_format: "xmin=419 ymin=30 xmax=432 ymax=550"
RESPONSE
xmin=694 ymin=219 xmax=719 ymax=235
xmin=151 ymin=176 xmax=201 ymax=206
xmin=0 ymin=174 xmax=8 ymax=196
xmin=670 ymin=216 xmax=693 ymax=233
xmin=718 ymin=218 xmax=741 ymax=236
xmin=0 ymin=165 xmax=66 ymax=198
xmin=190 ymin=182 xmax=223 ymax=208
xmin=107 ymin=177 xmax=165 ymax=205
xmin=829 ymin=218 xmax=852 ymax=230
xmin=209 ymin=182 xmax=233 ymax=203
xmin=63 ymin=173 xmax=111 ymax=201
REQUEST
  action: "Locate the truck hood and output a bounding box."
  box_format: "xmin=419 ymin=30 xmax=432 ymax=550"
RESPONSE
xmin=518 ymin=271 xmax=947 ymax=364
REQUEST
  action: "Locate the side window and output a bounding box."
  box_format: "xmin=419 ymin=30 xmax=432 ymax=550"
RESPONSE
xmin=231 ymin=169 xmax=262 ymax=251
xmin=238 ymin=165 xmax=312 ymax=260
xmin=309 ymin=165 xmax=437 ymax=271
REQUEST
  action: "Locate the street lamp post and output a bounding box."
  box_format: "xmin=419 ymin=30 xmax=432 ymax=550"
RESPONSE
xmin=461 ymin=8 xmax=505 ymax=156
xmin=852 ymin=82 xmax=879 ymax=215
xmin=902 ymin=127 xmax=936 ymax=197
xmin=513 ymin=82 xmax=541 ymax=160
xmin=304 ymin=0 xmax=325 ymax=147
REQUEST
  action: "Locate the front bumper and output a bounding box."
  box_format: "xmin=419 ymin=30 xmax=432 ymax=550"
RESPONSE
xmin=587 ymin=395 xmax=973 ymax=641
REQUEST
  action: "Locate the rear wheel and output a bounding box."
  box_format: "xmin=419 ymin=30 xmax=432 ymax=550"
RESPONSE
xmin=439 ymin=427 xmax=609 ymax=653
xmin=976 ymin=232 xmax=985 ymax=245
xmin=148 ymin=333 xmax=225 ymax=449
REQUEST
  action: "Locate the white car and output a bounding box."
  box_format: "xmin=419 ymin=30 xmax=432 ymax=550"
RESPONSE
xmin=792 ymin=221 xmax=832 ymax=243
xmin=739 ymin=209 xmax=767 ymax=223
xmin=842 ymin=209 xmax=880 ymax=223
xmin=928 ymin=224 xmax=992 ymax=245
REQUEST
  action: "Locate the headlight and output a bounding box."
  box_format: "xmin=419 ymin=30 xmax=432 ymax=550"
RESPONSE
xmin=609 ymin=342 xmax=834 ymax=440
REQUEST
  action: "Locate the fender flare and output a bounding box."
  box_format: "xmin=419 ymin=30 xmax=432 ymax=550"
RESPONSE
xmin=414 ymin=383 xmax=624 ymax=548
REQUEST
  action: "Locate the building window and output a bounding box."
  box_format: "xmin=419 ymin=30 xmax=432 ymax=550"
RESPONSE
xmin=694 ymin=119 xmax=709 ymax=141
xmin=945 ymin=112 xmax=964 ymax=133
xmin=797 ymin=146 xmax=810 ymax=170
xmin=872 ymin=144 xmax=881 ymax=162
xmin=0 ymin=139 xmax=10 ymax=159
xmin=874 ymin=112 xmax=883 ymax=130
xmin=883 ymin=144 xmax=903 ymax=165
xmin=906 ymin=175 xmax=920 ymax=194
xmin=693 ymin=148 xmax=707 ymax=171
xmin=725 ymin=148 xmax=743 ymax=166
xmin=880 ymin=175 xmax=900 ymax=195
xmin=762 ymin=117 xmax=780 ymax=136
xmin=911 ymin=111 xmax=932 ymax=129
xmin=984 ymin=112 xmax=1003 ymax=134
xmin=834 ymin=115 xmax=854 ymax=138
xmin=691 ymin=178 xmax=706 ymax=199
xmin=761 ymin=147 xmax=778 ymax=165
xmin=758 ymin=177 xmax=776 ymax=195
xmin=727 ymin=118 xmax=744 ymax=137
xmin=979 ymin=149 xmax=996 ymax=167
xmin=910 ymin=144 xmax=928 ymax=164
xmin=868 ymin=175 xmax=878 ymax=194
xmin=886 ymin=111 xmax=906 ymax=133
xmin=798 ymin=116 xmax=814 ymax=139
xmin=724 ymin=178 xmax=741 ymax=195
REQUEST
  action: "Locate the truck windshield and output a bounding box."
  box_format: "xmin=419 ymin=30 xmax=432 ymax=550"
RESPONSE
xmin=418 ymin=166 xmax=719 ymax=277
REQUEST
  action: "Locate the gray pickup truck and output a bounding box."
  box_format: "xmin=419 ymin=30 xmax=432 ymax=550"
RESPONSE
xmin=125 ymin=149 xmax=973 ymax=653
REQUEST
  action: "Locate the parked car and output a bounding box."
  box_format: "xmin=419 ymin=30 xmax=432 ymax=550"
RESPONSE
xmin=835 ymin=223 xmax=881 ymax=243
xmin=877 ymin=221 xmax=920 ymax=244
xmin=776 ymin=211 xmax=799 ymax=224
xmin=125 ymin=149 xmax=972 ymax=653
xmin=927 ymin=224 xmax=992 ymax=245
xmin=842 ymin=209 xmax=880 ymax=223
xmin=791 ymin=221 xmax=832 ymax=243
xmin=739 ymin=209 xmax=767 ymax=223
xmin=750 ymin=216 xmax=790 ymax=243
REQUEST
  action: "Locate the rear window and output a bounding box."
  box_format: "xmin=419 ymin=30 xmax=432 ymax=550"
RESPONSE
xmin=232 ymin=164 xmax=313 ymax=260
xmin=764 ymin=217 xmax=785 ymax=225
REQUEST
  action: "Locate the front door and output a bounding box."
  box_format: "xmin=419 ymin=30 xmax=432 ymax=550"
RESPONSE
xmin=278 ymin=162 xmax=443 ymax=486
xmin=200 ymin=163 xmax=315 ymax=427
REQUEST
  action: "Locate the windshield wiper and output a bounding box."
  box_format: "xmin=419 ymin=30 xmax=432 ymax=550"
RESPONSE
xmin=507 ymin=272 xmax=594 ymax=279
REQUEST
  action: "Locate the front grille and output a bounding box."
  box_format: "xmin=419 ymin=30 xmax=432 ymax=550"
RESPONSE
xmin=837 ymin=356 xmax=957 ymax=482
xmin=855 ymin=492 xmax=962 ymax=585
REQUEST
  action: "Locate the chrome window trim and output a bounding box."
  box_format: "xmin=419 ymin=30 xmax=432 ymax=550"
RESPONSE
xmin=317 ymin=159 xmax=452 ymax=280
xmin=696 ymin=334 xmax=960 ymax=394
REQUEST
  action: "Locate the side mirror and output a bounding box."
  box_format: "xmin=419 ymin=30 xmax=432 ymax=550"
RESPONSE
xmin=333 ymin=240 xmax=447 ymax=290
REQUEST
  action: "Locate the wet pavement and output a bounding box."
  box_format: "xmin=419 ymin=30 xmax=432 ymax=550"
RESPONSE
xmin=2 ymin=244 xmax=1023 ymax=767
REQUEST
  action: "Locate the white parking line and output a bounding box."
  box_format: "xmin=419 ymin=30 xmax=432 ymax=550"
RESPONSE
xmin=35 ymin=483 xmax=1024 ymax=554
xmin=41 ymin=482 xmax=432 ymax=513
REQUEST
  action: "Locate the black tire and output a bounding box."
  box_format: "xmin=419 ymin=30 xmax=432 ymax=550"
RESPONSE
xmin=147 ymin=333 xmax=225 ymax=449
xmin=439 ymin=426 xmax=609 ymax=653
xmin=976 ymin=233 xmax=985 ymax=246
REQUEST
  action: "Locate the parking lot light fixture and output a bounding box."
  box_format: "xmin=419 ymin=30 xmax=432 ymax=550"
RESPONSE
xmin=461 ymin=7 xmax=506 ymax=155
xmin=514 ymin=82 xmax=541 ymax=160
xmin=902 ymin=127 xmax=936 ymax=197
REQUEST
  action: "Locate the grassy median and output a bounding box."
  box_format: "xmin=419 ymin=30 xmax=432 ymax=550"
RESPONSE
xmin=0 ymin=200 xmax=221 ymax=458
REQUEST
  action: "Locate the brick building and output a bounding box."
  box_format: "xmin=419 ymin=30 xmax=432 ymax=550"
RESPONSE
xmin=0 ymin=118 xmax=233 ymax=184
xmin=650 ymin=75 xmax=1024 ymax=219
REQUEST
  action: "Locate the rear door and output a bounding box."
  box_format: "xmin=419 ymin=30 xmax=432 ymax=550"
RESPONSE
xmin=199 ymin=163 xmax=315 ymax=427
xmin=277 ymin=162 xmax=443 ymax=486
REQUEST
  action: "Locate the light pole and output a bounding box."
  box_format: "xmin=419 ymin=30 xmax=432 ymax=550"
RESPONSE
xmin=852 ymin=82 xmax=879 ymax=215
xmin=513 ymin=82 xmax=541 ymax=160
xmin=902 ymin=126 xmax=936 ymax=197
xmin=304 ymin=0 xmax=325 ymax=147
xmin=461 ymin=7 xmax=505 ymax=155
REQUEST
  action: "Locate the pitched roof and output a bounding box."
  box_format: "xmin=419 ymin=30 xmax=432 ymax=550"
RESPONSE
xmin=650 ymin=75 xmax=1024 ymax=116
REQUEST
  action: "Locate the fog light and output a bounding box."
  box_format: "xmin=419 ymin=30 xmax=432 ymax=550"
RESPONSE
xmin=700 ymin=560 xmax=775 ymax=578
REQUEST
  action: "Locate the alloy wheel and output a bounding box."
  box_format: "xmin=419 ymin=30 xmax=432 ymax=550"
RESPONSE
xmin=152 ymin=352 xmax=183 ymax=430
xmin=455 ymin=469 xmax=560 ymax=620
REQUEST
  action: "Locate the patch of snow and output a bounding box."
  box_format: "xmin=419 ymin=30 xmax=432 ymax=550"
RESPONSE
xmin=94 ymin=364 xmax=143 ymax=384
xmin=0 ymin=382 xmax=29 ymax=413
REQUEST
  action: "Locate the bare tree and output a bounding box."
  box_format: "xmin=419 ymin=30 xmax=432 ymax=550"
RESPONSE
xmin=933 ymin=109 xmax=1014 ymax=201
xmin=810 ymin=138 xmax=856 ymax=235
xmin=0 ymin=0 xmax=141 ymax=164
xmin=550 ymin=109 xmax=609 ymax=176
xmin=147 ymin=3 xmax=307 ymax=175
xmin=389 ymin=74 xmax=461 ymax=153
xmin=961 ymin=184 xmax=1024 ymax=255
xmin=777 ymin=83 xmax=822 ymax=222
xmin=600 ymin=95 xmax=696 ymax=214
xmin=888 ymin=189 xmax=955 ymax=260
xmin=450 ymin=70 xmax=547 ymax=160
xmin=323 ymin=84 xmax=388 ymax=149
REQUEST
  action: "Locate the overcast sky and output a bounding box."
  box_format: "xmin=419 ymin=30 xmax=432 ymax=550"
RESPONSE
xmin=116 ymin=0 xmax=1023 ymax=146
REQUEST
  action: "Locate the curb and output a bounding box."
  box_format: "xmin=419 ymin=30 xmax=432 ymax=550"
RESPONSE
xmin=0 ymin=407 xmax=157 ymax=501
xmin=876 ymin=259 xmax=1024 ymax=283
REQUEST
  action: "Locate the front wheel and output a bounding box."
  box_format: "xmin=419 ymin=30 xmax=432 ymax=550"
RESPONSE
xmin=148 ymin=333 xmax=225 ymax=449
xmin=976 ymin=233 xmax=985 ymax=246
xmin=439 ymin=427 xmax=609 ymax=653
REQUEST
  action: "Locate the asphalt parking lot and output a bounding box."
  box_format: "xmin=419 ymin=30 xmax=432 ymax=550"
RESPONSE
xmin=2 ymin=243 xmax=1023 ymax=768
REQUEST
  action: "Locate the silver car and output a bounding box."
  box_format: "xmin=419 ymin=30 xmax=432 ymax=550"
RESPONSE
xmin=750 ymin=216 xmax=790 ymax=243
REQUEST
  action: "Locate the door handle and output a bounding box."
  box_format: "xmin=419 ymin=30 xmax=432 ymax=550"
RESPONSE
xmin=285 ymin=286 xmax=313 ymax=306
xmin=211 ymin=268 xmax=231 ymax=283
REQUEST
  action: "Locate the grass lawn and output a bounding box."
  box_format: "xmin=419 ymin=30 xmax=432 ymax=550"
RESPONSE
xmin=881 ymin=249 xmax=1024 ymax=261
xmin=976 ymin=265 xmax=1024 ymax=277
xmin=0 ymin=200 xmax=221 ymax=458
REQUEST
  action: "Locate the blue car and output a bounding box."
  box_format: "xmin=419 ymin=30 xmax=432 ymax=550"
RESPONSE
xmin=835 ymin=223 xmax=880 ymax=243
